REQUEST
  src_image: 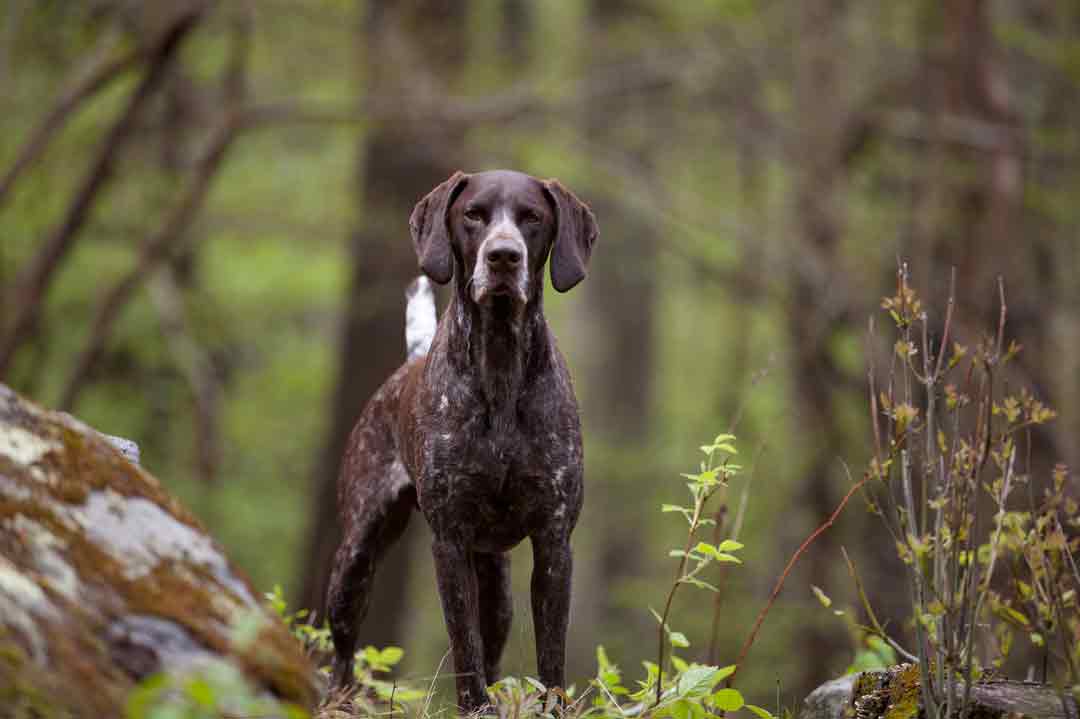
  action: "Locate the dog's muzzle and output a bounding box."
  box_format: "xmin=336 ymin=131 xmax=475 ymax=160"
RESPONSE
xmin=471 ymin=215 xmax=529 ymax=305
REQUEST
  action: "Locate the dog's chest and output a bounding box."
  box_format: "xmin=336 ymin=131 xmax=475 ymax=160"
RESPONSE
xmin=412 ymin=387 xmax=580 ymax=546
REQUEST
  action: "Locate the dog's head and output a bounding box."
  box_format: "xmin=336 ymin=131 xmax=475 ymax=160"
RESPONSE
xmin=409 ymin=170 xmax=598 ymax=309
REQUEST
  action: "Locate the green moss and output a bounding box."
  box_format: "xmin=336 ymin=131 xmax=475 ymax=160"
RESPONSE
xmin=0 ymin=390 xmax=318 ymax=711
xmin=881 ymin=665 xmax=920 ymax=719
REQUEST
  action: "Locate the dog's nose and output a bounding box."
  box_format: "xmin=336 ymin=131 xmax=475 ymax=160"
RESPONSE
xmin=485 ymin=240 xmax=522 ymax=272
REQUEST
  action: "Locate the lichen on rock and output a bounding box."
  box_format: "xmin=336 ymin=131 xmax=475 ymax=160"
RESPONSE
xmin=0 ymin=383 xmax=317 ymax=715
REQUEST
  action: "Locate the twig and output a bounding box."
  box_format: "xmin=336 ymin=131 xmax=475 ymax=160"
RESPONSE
xmin=58 ymin=9 xmax=246 ymax=408
xmin=421 ymin=651 xmax=451 ymax=719
xmin=0 ymin=6 xmax=204 ymax=376
xmin=840 ymin=546 xmax=917 ymax=663
xmin=726 ymin=474 xmax=870 ymax=685
xmin=0 ymin=30 xmax=139 ymax=210
xmin=148 ymin=270 xmax=222 ymax=486
xmin=707 ymin=440 xmax=766 ymax=665
xmin=58 ymin=115 xmax=238 ymax=409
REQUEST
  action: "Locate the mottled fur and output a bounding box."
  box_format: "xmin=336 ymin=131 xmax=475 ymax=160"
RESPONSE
xmin=326 ymin=170 xmax=598 ymax=711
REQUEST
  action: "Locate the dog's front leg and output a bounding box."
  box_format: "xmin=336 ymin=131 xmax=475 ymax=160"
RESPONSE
xmin=432 ymin=538 xmax=488 ymax=711
xmin=530 ymin=532 xmax=573 ymax=694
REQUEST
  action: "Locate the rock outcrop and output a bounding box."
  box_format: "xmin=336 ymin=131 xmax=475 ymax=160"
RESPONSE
xmin=0 ymin=384 xmax=317 ymax=714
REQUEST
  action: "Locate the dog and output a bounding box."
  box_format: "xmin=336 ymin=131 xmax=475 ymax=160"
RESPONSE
xmin=326 ymin=170 xmax=598 ymax=711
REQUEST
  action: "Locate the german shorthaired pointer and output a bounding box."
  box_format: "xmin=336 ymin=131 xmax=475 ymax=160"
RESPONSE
xmin=327 ymin=170 xmax=598 ymax=711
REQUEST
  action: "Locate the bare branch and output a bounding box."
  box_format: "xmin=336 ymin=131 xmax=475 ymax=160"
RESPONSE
xmin=0 ymin=30 xmax=139 ymax=210
xmin=727 ymin=473 xmax=872 ymax=686
xmin=58 ymin=115 xmax=237 ymax=410
xmin=148 ymin=269 xmax=222 ymax=486
xmin=0 ymin=6 xmax=205 ymax=377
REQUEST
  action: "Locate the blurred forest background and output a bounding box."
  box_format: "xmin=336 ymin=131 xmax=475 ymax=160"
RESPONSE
xmin=2 ymin=0 xmax=1079 ymax=707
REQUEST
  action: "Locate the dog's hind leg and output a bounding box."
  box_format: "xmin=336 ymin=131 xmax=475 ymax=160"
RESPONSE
xmin=475 ymin=551 xmax=512 ymax=685
xmin=327 ymin=455 xmax=415 ymax=691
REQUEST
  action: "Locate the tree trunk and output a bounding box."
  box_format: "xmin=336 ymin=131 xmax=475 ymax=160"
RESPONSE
xmin=570 ymin=0 xmax=661 ymax=677
xmin=297 ymin=1 xmax=468 ymax=649
xmin=788 ymin=0 xmax=856 ymax=699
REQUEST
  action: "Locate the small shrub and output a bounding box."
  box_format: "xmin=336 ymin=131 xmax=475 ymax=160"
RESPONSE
xmin=863 ymin=265 xmax=1079 ymax=719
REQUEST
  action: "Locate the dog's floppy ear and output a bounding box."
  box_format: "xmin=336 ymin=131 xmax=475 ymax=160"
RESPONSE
xmin=409 ymin=171 xmax=469 ymax=284
xmin=542 ymin=179 xmax=599 ymax=292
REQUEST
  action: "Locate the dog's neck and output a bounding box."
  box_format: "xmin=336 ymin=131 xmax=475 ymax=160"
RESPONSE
xmin=446 ymin=279 xmax=548 ymax=423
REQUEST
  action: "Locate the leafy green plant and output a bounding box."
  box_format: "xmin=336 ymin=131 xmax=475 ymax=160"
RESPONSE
xmin=128 ymin=432 xmax=777 ymax=719
xmin=543 ymin=433 xmax=773 ymax=719
xmin=809 ymin=583 xmax=899 ymax=674
xmin=864 ymin=265 xmax=1079 ymax=719
xmin=653 ymin=434 xmax=743 ymax=702
xmin=267 ymin=584 xmax=335 ymax=655
xmin=265 ymin=584 xmax=426 ymax=712
xmin=125 ymin=659 xmax=307 ymax=719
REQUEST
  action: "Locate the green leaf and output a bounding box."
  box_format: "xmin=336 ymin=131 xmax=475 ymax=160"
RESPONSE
xmin=694 ymin=541 xmax=719 ymax=557
xmin=698 ymin=469 xmax=720 ymax=485
xmin=714 ymin=665 xmax=736 ymax=681
xmin=711 ymin=688 xmax=744 ymax=711
xmin=811 ymin=585 xmax=832 ymax=608
xmin=744 ymin=704 xmax=775 ymax=719
xmin=677 ymin=665 xmax=723 ymax=697
xmin=716 ymin=539 xmax=744 ymax=552
xmin=670 ymin=631 xmax=690 ymax=648
xmin=185 ymin=677 xmax=216 ymax=709
xmin=682 ymin=576 xmax=720 ymax=592
xmin=713 ymin=553 xmax=742 ymax=564
xmin=283 ymin=703 xmax=311 ymax=719
xmin=125 ymin=673 xmax=168 ymax=719
xmin=597 ymin=645 xmax=615 ymax=672
xmin=379 ymin=646 xmax=405 ymax=666
xmin=663 ymin=504 xmax=689 ymax=513
xmin=147 ymin=706 xmax=186 ymax=719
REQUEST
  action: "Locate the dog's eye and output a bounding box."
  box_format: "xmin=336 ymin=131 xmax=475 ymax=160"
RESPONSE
xmin=464 ymin=208 xmax=484 ymax=223
xmin=520 ymin=211 xmax=540 ymax=226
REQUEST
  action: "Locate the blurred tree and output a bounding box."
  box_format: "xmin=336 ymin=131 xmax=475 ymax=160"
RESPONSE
xmin=0 ymin=2 xmax=207 ymax=377
xmin=569 ymin=0 xmax=662 ymax=673
xmin=297 ymin=1 xmax=469 ymax=647
xmin=786 ymin=0 xmax=861 ymax=695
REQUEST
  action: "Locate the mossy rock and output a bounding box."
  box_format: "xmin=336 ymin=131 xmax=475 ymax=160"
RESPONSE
xmin=0 ymin=383 xmax=317 ymax=715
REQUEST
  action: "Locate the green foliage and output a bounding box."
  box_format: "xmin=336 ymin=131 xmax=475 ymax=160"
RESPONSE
xmin=265 ymin=585 xmax=425 ymax=704
xmin=865 ymin=267 xmax=1080 ymax=718
xmin=125 ymin=435 xmax=772 ymax=719
xmin=267 ymin=584 xmax=335 ymax=655
xmin=125 ymin=659 xmax=307 ymax=719
xmin=651 ymin=436 xmax=742 ymax=691
xmin=846 ymin=637 xmax=898 ymax=675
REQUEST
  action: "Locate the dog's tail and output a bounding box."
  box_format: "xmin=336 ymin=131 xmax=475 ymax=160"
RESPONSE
xmin=405 ymin=276 xmax=436 ymax=360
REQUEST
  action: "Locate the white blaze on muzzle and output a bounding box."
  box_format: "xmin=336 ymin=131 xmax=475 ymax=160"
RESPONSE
xmin=471 ymin=209 xmax=529 ymax=305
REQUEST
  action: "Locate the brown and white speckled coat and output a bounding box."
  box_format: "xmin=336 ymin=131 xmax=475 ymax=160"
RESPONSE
xmin=326 ymin=170 xmax=597 ymax=712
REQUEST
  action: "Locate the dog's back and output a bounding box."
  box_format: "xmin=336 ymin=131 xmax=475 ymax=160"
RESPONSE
xmin=325 ymin=278 xmax=431 ymax=688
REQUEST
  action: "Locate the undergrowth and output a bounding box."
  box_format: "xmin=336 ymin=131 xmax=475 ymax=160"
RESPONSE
xmin=121 ymin=264 xmax=1079 ymax=718
xmin=124 ymin=435 xmax=776 ymax=719
xmin=860 ymin=266 xmax=1079 ymax=717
